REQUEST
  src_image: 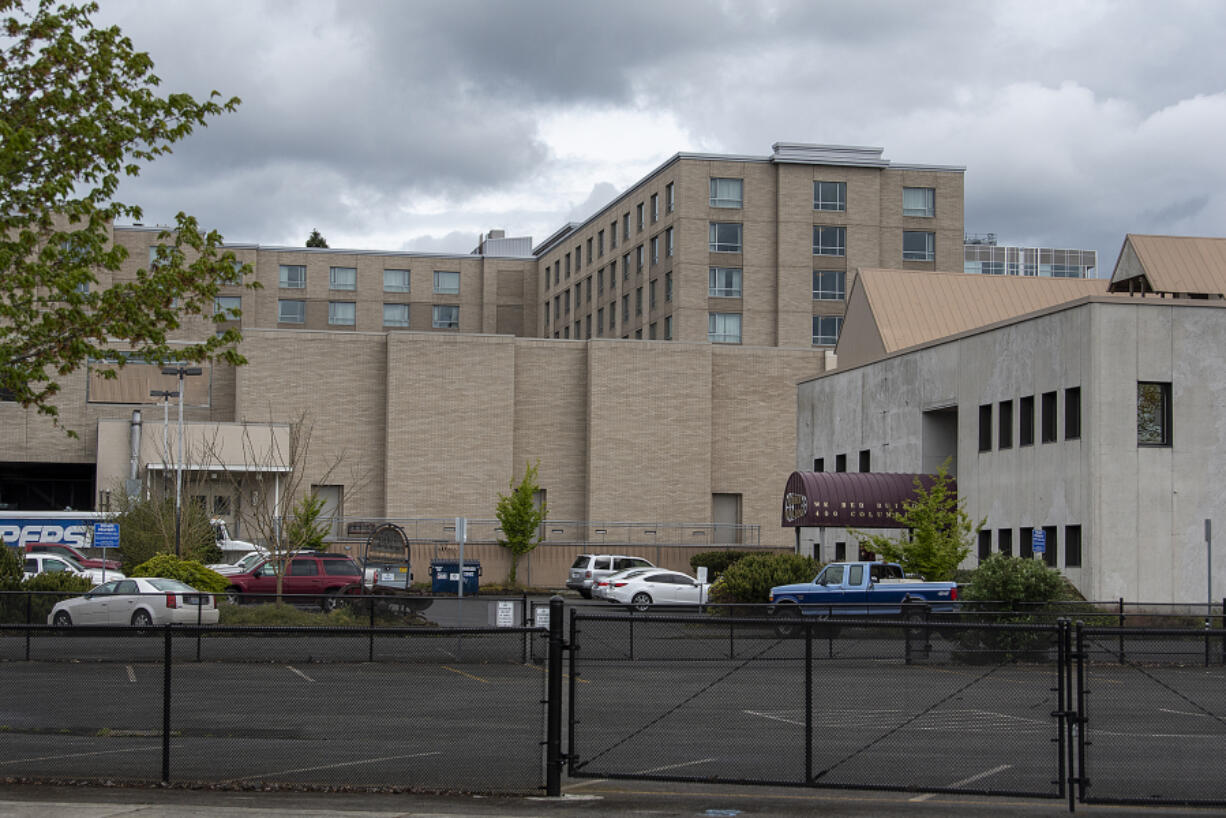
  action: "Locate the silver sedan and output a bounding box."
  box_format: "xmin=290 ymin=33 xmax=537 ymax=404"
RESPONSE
xmin=48 ymin=577 xmax=219 ymax=626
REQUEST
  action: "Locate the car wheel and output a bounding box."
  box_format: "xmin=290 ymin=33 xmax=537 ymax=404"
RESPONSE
xmin=131 ymin=609 xmax=154 ymax=627
xmin=224 ymin=587 xmax=242 ymax=605
xmin=773 ymin=604 xmax=802 ymax=638
xmin=321 ymin=589 xmax=343 ymax=613
xmin=631 ymin=592 xmax=652 ymax=613
xmin=53 ymin=610 xmax=72 ymax=626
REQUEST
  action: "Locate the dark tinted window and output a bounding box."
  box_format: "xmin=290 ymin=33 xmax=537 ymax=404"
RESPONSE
xmin=289 ymin=559 xmax=319 ymax=576
xmin=1019 ymin=396 xmax=1035 ymax=446
xmin=979 ymin=404 xmax=992 ymax=451
xmin=1041 ymin=391 xmax=1058 ymax=443
xmin=1065 ymin=525 xmax=1082 ymax=567
xmin=1019 ymin=527 xmax=1033 ymax=558
xmin=998 ymin=528 xmax=1012 ymax=556
xmin=570 ymin=556 xmax=590 ymax=569
xmin=998 ymin=400 xmax=1013 ymax=449
xmin=978 ymin=530 xmax=991 ymax=560
xmin=1065 ymin=387 xmax=1081 ymax=439
xmin=324 ymin=560 xmax=361 ymax=576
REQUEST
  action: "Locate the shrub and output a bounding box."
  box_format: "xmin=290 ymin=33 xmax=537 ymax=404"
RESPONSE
xmin=22 ymin=571 xmax=93 ymax=624
xmin=127 ymin=553 xmax=230 ymax=593
xmin=109 ymin=491 xmax=218 ymax=568
xmin=955 ymin=554 xmax=1070 ymax=662
xmin=709 ymin=553 xmax=821 ymax=604
xmin=689 ymin=550 xmax=757 ymax=580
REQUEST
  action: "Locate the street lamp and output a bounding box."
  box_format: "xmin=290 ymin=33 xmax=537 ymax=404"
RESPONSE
xmin=161 ymin=365 xmax=202 ymax=556
xmin=149 ymin=389 xmax=178 ymax=498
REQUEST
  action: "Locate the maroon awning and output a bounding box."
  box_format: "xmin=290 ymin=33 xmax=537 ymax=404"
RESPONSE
xmin=781 ymin=471 xmax=949 ymax=528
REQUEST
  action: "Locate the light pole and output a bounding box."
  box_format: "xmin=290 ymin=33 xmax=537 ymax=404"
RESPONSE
xmin=161 ymin=366 xmax=202 ymax=556
xmin=149 ymin=389 xmax=178 ymax=498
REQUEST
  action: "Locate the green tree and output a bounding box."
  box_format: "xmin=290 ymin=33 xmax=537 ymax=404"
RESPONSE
xmin=853 ymin=461 xmax=982 ymax=581
xmin=0 ymin=0 xmax=254 ymax=428
xmin=126 ymin=553 xmax=229 ymax=593
xmin=495 ymin=461 xmax=546 ymax=586
xmin=285 ymin=493 xmax=328 ymax=551
xmin=109 ymin=488 xmax=217 ymax=567
xmin=305 ymin=229 xmax=329 ymax=248
xmin=707 ymin=552 xmax=820 ymax=604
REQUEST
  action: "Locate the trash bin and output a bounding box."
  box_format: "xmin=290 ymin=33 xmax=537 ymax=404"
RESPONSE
xmin=429 ymin=560 xmax=481 ymax=595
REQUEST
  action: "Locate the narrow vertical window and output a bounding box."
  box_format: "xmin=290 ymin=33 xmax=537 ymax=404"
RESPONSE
xmin=978 ymin=404 xmax=993 ymax=452
xmin=1065 ymin=525 xmax=1082 ymax=567
xmin=1019 ymin=395 xmax=1035 ymax=446
xmin=998 ymin=400 xmax=1013 ymax=449
xmin=1065 ymin=386 xmax=1081 ymax=440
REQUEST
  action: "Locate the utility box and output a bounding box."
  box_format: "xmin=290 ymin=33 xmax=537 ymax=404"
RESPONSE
xmin=429 ymin=560 xmax=480 ymax=595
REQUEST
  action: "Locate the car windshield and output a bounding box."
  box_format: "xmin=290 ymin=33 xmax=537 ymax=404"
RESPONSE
xmin=147 ymin=578 xmax=195 ymax=592
xmin=57 ymin=555 xmax=86 ymax=571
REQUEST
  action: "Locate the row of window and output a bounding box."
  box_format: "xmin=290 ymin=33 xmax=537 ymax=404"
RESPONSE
xmin=548 ymin=181 xmax=677 ymax=285
xmin=274 ymin=300 xmax=458 ymax=329
xmin=276 ymin=265 xmax=452 ymax=294
xmin=709 ymin=223 xmax=936 ymax=262
xmin=707 ymin=313 xmax=842 ymax=346
xmin=708 ymin=179 xmax=936 ymax=219
xmin=812 ymin=449 xmax=871 ymax=473
xmin=551 ymin=313 xmax=676 ymax=341
xmin=547 ymin=272 xmax=674 ymax=325
xmin=978 ymin=388 xmax=1081 ymax=452
xmin=977 ymin=525 xmax=1082 ymax=568
xmin=549 ymin=228 xmax=675 ymax=291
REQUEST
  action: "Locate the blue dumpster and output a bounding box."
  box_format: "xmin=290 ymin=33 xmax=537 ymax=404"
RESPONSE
xmin=429 ymin=560 xmax=481 ymax=595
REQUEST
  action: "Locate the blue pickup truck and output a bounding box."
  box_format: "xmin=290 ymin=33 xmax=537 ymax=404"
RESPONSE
xmin=768 ymin=561 xmax=959 ymax=631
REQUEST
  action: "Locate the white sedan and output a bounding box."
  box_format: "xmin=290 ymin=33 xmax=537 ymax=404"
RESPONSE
xmin=48 ymin=577 xmax=219 ymax=626
xmin=24 ymin=553 xmax=122 ymax=586
xmin=605 ymin=570 xmax=709 ymax=611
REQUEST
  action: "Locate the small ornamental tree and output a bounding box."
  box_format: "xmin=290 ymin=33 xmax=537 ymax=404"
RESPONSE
xmin=852 ymin=461 xmax=982 ymax=582
xmin=285 ymin=493 xmax=328 ymax=551
xmin=495 ymin=461 xmax=547 ymax=586
xmin=305 ymin=229 xmax=329 ymax=248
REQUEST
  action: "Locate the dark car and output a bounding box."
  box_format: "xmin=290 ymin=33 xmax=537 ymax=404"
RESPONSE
xmin=25 ymin=542 xmax=122 ymax=571
xmin=223 ymin=551 xmax=363 ymax=611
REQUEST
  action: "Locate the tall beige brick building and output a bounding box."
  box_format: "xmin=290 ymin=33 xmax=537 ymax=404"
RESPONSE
xmin=0 ymin=143 xmax=965 ymax=559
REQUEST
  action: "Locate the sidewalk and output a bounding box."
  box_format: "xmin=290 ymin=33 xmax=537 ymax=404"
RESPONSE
xmin=0 ymin=781 xmax=1211 ymax=817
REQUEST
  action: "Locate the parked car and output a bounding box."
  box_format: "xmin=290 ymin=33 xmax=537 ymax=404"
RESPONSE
xmin=47 ymin=577 xmax=218 ymax=626
xmin=223 ymin=552 xmax=364 ymax=611
xmin=206 ymin=550 xmax=267 ymax=576
xmin=23 ymin=553 xmax=122 ymax=586
xmin=591 ymin=567 xmax=658 ymax=600
xmin=24 ymin=541 xmax=122 ymax=571
xmin=605 ymin=570 xmax=709 ymax=612
xmin=567 ymin=554 xmax=655 ymax=599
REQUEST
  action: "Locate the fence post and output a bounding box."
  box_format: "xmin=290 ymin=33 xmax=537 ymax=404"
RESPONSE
xmin=804 ymin=618 xmax=813 ymax=785
xmin=25 ymin=592 xmax=32 ymax=661
xmin=162 ymin=624 xmax=172 ymax=784
xmin=546 ymin=595 xmax=564 ymax=797
xmin=1117 ymin=598 xmax=1125 ymax=665
xmin=522 ymin=592 xmax=529 ymax=665
xmin=1056 ymin=619 xmax=1070 ymax=808
xmin=1074 ymin=620 xmax=1088 ymax=804
xmin=567 ymin=605 xmax=578 ymax=777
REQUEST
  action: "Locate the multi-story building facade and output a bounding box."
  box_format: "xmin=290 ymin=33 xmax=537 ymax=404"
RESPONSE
xmin=964 ymin=234 xmax=1098 ymax=278
xmin=536 ymin=143 xmax=964 ymax=350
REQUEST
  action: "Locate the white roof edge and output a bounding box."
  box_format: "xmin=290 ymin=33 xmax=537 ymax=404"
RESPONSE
xmin=889 ymin=163 xmax=967 ymax=173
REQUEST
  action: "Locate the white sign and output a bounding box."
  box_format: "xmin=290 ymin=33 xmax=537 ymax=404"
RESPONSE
xmin=496 ymin=600 xmax=515 ymax=627
xmin=534 ymin=606 xmax=550 ymax=629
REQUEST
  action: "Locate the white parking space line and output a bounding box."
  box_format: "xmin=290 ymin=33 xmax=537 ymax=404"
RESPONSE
xmin=1160 ymin=707 xmax=1215 ymax=718
xmin=223 ymin=750 xmax=441 ymax=783
xmin=126 ymin=665 xmax=136 ymax=683
xmin=1 ymin=743 xmax=166 ymax=766
xmin=743 ymin=709 xmax=803 ymax=726
xmin=285 ymin=665 xmax=315 ymax=682
xmin=909 ymin=763 xmax=1011 ymax=801
xmin=563 ymin=778 xmax=608 ymax=790
xmin=635 ymin=757 xmax=717 ymax=774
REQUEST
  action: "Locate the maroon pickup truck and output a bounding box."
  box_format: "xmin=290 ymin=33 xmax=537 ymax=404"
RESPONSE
xmin=222 ymin=552 xmax=364 ymax=611
xmin=25 ymin=542 xmax=122 ymax=571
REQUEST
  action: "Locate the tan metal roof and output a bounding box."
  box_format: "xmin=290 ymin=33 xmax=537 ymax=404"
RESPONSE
xmin=1111 ymin=234 xmax=1226 ymax=296
xmin=851 ymin=268 xmax=1107 ymax=356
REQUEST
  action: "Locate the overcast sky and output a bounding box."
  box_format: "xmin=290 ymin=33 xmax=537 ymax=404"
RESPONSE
xmin=89 ymin=0 xmax=1226 ymax=275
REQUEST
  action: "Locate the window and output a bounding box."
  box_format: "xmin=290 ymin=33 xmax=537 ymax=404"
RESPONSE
xmin=835 ymin=541 xmax=846 ymax=560
xmin=575 ymin=244 xmax=582 ymax=270
xmin=998 ymin=528 xmax=1013 ymax=556
xmin=812 ymin=315 xmax=842 ymax=346
xmin=709 ymin=222 xmax=743 ymax=252
xmin=279 ymin=264 xmax=306 ymax=289
xmin=708 ymin=312 xmax=741 ymax=344
xmin=649 ymin=279 xmax=657 ymax=310
xmin=621 ymin=293 xmax=629 ymax=320
xmin=665 ymin=272 xmax=673 ymax=302
xmin=812 ymin=226 xmax=845 ymax=256
xmin=649 ymin=322 xmax=657 ymax=339
xmin=709 ymin=177 xmax=743 ymax=208
xmin=622 ymin=253 xmax=631 ymax=279
xmin=663 ymin=315 xmax=672 ymax=340
xmin=903 ymin=231 xmax=935 ymax=261
xmin=1019 ymin=527 xmax=1033 ymax=559
xmin=432 ymin=305 xmax=459 ymax=329
xmin=610 ymin=220 xmax=617 ymax=249
xmin=383 ymin=303 xmax=409 ymax=327
xmin=651 ymin=193 xmax=659 ymax=222
xmin=1138 ymin=381 xmax=1172 ymax=446
xmin=585 ymin=315 xmax=591 ymax=339
xmin=835 ymin=453 xmax=846 ymax=472
xmin=1043 ymin=525 xmax=1058 ymax=567
xmin=383 ymin=269 xmax=410 ymax=292
xmin=636 ymin=244 xmax=644 ymax=271
xmin=288 ymin=558 xmax=319 ymax=577
xmin=609 ymin=301 xmax=616 ymax=327
xmin=328 ymin=301 xmax=355 ymax=326
xmin=858 ymin=449 xmax=870 ymax=472
xmin=666 ymin=182 xmax=675 ymax=212
xmin=998 ymin=400 xmax=1013 ymax=449
xmin=553 ymin=296 xmax=560 ymax=320
xmin=813 ymin=181 xmax=846 ymax=211
xmin=329 ymin=266 xmax=356 ymax=290
xmin=1019 ymin=395 xmax=1035 ymax=446
xmin=1065 ymin=386 xmax=1081 ymax=440
xmin=433 ymin=271 xmax=460 ymax=294
xmin=651 ymin=236 xmax=659 ymax=264
xmin=666 ymin=226 xmax=674 ymax=257
xmin=564 ymin=291 xmax=570 ymax=314
xmin=1041 ymin=391 xmax=1058 ymax=443
xmin=978 ymin=530 xmax=991 ymax=561
xmin=278 ymin=299 xmax=305 ymax=324
xmin=597 ymin=308 xmax=603 ymax=336
xmin=597 ymin=230 xmax=604 ymax=256
xmin=1065 ymin=525 xmax=1082 ymax=567
xmin=585 ymin=277 xmax=592 ymax=303
xmin=597 ymin=269 xmax=604 ymax=295
xmin=586 ymin=238 xmax=593 ymax=264
xmin=544 ymin=303 xmax=550 ymax=327
xmin=564 ymin=253 xmax=571 ymax=278
xmin=635 ymin=287 xmax=642 ymax=316
xmin=979 ymin=403 xmax=992 ymax=452
xmin=813 ymin=457 xmax=824 ymax=472
xmin=812 ymin=270 xmax=845 ymax=300
xmin=636 ymin=202 xmax=645 ymax=231
xmin=709 ymin=267 xmax=742 ymax=298
xmin=622 ymin=213 xmax=630 ymax=241
xmin=148 ymin=245 xmax=166 ymax=268
xmin=214 ymin=296 xmax=241 ymax=321
xmin=903 ymin=187 xmax=935 ymax=217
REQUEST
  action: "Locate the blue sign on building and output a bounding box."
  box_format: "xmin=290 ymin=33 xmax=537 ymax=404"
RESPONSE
xmin=1032 ymin=528 xmax=1046 ymax=555
xmin=93 ymin=522 xmax=120 ymax=549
